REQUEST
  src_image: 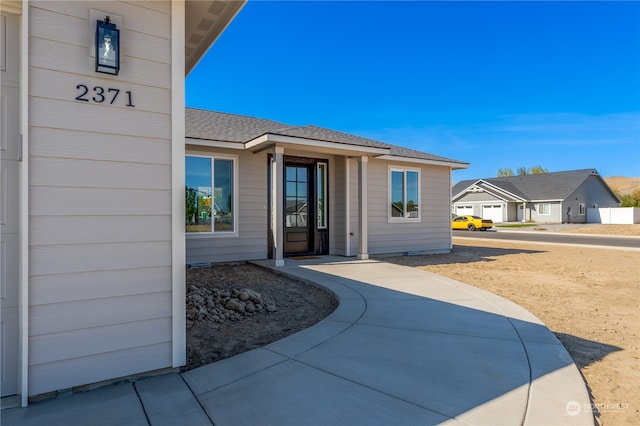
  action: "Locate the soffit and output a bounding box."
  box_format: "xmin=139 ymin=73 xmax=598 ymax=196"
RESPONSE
xmin=185 ymin=0 xmax=246 ymax=75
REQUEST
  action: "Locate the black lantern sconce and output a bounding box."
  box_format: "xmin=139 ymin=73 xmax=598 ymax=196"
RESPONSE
xmin=95 ymin=16 xmax=120 ymax=75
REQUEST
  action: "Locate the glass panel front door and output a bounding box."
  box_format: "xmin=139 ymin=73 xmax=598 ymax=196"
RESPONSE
xmin=284 ymin=165 xmax=311 ymax=254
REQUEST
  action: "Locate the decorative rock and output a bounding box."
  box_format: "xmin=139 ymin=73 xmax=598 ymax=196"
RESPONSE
xmin=186 ymin=284 xmax=273 ymax=324
xmin=225 ymin=298 xmax=246 ymax=313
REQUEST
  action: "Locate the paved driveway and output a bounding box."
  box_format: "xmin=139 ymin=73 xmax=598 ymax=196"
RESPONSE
xmin=3 ymin=256 xmax=594 ymax=425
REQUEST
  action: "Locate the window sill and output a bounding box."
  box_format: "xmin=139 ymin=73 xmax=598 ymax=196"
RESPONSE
xmin=388 ymin=218 xmax=421 ymax=224
xmin=186 ymin=232 xmax=238 ymax=239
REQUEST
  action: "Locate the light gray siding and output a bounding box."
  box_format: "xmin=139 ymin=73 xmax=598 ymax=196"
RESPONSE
xmin=529 ymin=201 xmax=562 ymax=223
xmin=565 ymin=175 xmax=620 ymax=223
xmin=368 ymin=160 xmax=452 ymax=255
xmin=185 ymin=147 xmax=268 ymax=265
xmin=332 ymin=157 xmax=347 ymax=255
xmin=28 ymin=1 xmax=174 ymax=395
xmin=455 ymin=191 xmax=502 ymax=202
xmin=348 ymin=158 xmax=359 ymax=256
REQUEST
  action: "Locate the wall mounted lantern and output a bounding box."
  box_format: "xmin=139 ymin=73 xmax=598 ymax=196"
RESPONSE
xmin=95 ymin=16 xmax=120 ymax=75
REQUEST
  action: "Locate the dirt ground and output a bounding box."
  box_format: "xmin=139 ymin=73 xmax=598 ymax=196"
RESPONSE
xmin=186 ymin=225 xmax=639 ymax=425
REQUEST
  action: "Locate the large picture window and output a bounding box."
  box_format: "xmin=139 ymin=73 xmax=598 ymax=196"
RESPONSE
xmin=186 ymin=155 xmax=236 ymax=233
xmin=389 ymin=168 xmax=420 ymax=221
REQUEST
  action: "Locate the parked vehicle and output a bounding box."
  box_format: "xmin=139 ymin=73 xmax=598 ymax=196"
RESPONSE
xmin=452 ymin=215 xmax=493 ymax=231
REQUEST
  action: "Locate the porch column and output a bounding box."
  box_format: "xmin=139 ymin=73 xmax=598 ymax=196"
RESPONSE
xmin=273 ymin=147 xmax=285 ymax=266
xmin=357 ymin=156 xmax=369 ymax=260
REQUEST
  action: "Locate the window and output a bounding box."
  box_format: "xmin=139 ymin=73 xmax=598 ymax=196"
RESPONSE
xmin=389 ymin=168 xmax=420 ymax=221
xmin=538 ymin=203 xmax=550 ymax=215
xmin=317 ymin=162 xmax=327 ymax=229
xmin=285 ymin=166 xmax=308 ymax=228
xmin=579 ymin=203 xmax=585 ymax=215
xmin=186 ymin=155 xmax=236 ymax=233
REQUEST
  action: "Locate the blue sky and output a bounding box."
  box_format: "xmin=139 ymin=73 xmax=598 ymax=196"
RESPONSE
xmin=186 ymin=1 xmax=640 ymax=182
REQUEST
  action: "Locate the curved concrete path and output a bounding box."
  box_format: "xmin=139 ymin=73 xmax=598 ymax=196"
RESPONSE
xmin=3 ymin=256 xmax=594 ymax=425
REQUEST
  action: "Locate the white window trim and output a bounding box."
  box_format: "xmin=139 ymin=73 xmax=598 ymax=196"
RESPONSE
xmin=186 ymin=153 xmax=239 ymax=238
xmin=538 ymin=203 xmax=550 ymax=215
xmin=317 ymin=162 xmax=328 ymax=230
xmin=388 ymin=166 xmax=421 ymax=223
xmin=579 ymin=203 xmax=585 ymax=215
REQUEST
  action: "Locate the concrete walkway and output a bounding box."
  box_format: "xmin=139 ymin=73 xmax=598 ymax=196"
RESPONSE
xmin=2 ymin=256 xmax=594 ymax=425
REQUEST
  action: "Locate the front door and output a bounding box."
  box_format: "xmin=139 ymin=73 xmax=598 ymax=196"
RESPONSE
xmin=284 ymin=164 xmax=312 ymax=255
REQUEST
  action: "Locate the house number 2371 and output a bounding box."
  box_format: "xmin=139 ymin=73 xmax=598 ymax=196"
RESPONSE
xmin=75 ymin=84 xmax=135 ymax=107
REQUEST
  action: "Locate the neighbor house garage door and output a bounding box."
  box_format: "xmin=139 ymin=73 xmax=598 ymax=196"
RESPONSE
xmin=482 ymin=205 xmax=503 ymax=223
xmin=455 ymin=205 xmax=473 ymax=216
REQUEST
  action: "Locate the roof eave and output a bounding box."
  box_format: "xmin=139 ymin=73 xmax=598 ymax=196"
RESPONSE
xmin=477 ymin=180 xmax=527 ymax=202
xmin=185 ymin=0 xmax=247 ymax=76
xmin=245 ymin=133 xmax=391 ymax=156
xmin=374 ymin=154 xmax=469 ymax=169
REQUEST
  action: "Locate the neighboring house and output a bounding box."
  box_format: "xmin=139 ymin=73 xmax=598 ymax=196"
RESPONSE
xmin=452 ymin=169 xmax=620 ymax=224
xmin=185 ymin=109 xmax=469 ymax=267
xmin=1 ymin=0 xmax=245 ymax=404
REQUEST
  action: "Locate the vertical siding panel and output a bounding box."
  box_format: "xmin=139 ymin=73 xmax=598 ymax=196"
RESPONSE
xmin=331 ymin=156 xmax=345 ymax=255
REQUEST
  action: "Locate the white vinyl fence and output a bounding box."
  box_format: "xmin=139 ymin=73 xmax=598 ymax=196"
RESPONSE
xmin=587 ymin=207 xmax=640 ymax=224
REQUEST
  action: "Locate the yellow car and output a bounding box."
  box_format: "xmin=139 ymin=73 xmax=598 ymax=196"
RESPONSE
xmin=452 ymin=215 xmax=493 ymax=231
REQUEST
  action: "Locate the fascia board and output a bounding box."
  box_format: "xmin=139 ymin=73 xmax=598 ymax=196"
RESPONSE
xmin=185 ymin=137 xmax=244 ymax=149
xmin=374 ymin=154 xmax=469 ymax=169
xmin=479 ymin=180 xmax=527 ymax=202
xmin=452 ymin=180 xmax=482 ymax=200
xmin=245 ymin=133 xmax=391 ymax=155
xmin=530 ymin=199 xmax=564 ymax=203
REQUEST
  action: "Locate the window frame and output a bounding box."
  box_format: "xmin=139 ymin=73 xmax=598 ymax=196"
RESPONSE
xmin=579 ymin=203 xmax=585 ymax=215
xmin=185 ymin=153 xmax=239 ymax=237
xmin=537 ymin=203 xmax=550 ymax=215
xmin=388 ymin=166 xmax=421 ymax=223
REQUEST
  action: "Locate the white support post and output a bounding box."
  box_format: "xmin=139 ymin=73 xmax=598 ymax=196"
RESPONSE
xmin=357 ymin=156 xmax=369 ymax=260
xmin=273 ymin=147 xmax=285 ymax=266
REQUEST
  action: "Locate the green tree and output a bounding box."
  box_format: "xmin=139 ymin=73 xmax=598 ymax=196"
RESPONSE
xmin=185 ymin=186 xmax=198 ymax=223
xmin=498 ymin=166 xmax=549 ymax=177
xmin=619 ymin=188 xmax=640 ymax=207
xmin=530 ymin=165 xmax=549 ymax=174
xmin=497 ymin=168 xmax=514 ymax=177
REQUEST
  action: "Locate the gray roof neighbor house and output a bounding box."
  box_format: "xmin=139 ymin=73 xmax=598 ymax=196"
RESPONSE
xmin=452 ymin=169 xmax=620 ymax=224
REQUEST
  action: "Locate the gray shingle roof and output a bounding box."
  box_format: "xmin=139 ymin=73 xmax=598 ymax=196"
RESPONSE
xmin=186 ymin=108 xmax=468 ymax=166
xmin=453 ymin=169 xmax=603 ymax=201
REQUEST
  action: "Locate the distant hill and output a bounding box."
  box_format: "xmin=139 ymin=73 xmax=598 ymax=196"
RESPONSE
xmin=605 ymin=176 xmax=640 ymax=195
